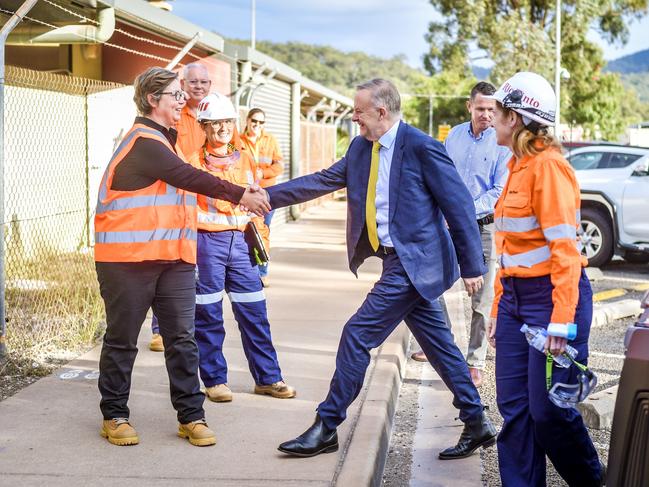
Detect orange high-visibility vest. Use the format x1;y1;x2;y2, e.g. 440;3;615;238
190;147;256;233
176;105;205;162
491;146;587;324
94;123;198;263
241;131;283;188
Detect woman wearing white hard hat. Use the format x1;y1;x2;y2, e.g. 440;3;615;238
190;93;296;403
486;72;603;486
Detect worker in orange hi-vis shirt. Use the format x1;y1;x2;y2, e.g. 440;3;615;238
176;63;212;161
241;108;284;287
485;72;603;487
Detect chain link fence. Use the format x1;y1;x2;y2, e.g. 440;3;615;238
2;66;127;371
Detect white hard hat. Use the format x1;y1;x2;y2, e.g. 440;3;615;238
197;93;238;122
490;72;556;127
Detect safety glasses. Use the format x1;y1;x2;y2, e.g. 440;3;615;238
546;353;598;409
158;90;186;101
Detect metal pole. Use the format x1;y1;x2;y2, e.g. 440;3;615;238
165;32;202;70
554;0;561;136
0;0;39;360
428;95;433;136
251;0;256;50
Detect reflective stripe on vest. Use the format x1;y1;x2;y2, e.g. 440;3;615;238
543;223;576;241
258;156;273;165
96;228;197;244
94;124;197;263
500;245;551;268
495;215;540;233
197;212;251;227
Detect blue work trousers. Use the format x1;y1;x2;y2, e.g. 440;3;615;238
194;230;282;387
495;271;602;487
317;253;483;430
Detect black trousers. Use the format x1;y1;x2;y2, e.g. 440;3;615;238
96;261;205;424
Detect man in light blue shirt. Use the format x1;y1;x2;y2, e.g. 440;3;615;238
412;82;510;387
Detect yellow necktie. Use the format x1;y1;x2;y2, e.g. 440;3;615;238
365;141;381;251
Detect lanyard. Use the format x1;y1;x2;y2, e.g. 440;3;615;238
545;351;589;391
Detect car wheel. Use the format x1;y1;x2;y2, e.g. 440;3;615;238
579;208;614;267
622;251;649;264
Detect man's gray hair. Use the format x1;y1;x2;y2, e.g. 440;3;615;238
356;78;401;116
182;62;209;80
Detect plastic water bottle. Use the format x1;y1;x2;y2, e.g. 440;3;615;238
520;324;578;368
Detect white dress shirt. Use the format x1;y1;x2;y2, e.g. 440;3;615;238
375;120;400;247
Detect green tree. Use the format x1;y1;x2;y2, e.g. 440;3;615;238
423;0;648;139
402;71;477;136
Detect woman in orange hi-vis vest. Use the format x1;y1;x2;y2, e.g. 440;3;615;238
486;72;603;486
241;108;284;286
94;67;269;448
190;94;295;404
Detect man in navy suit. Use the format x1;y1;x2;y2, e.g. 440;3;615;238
267;79;497;459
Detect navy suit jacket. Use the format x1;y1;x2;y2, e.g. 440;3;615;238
267;121;486;301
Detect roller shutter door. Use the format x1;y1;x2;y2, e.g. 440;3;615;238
249;78;292;228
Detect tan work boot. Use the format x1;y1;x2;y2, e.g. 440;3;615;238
254;381;296;399
149;333;164;352
100;418;139;446
178;419;216;447
205;383;233;402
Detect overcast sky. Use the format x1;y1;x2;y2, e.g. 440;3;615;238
173;0;649;68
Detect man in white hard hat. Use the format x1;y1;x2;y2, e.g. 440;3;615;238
190;93;296;404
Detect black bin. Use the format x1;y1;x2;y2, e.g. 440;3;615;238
607;291;649;487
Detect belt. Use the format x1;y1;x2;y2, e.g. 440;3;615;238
477;214;494;226
377;245;395;255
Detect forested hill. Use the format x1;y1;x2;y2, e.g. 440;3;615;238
605;48;649;74
246;40;426;96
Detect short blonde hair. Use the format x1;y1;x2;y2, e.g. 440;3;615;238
498;103;561;157
133;67;178;116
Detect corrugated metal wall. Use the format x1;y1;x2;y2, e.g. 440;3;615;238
249;78;292;227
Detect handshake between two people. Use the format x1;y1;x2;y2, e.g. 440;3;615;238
239;182;271;216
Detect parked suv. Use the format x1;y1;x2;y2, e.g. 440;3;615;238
566;145;649;267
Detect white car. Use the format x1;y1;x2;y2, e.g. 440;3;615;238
566;145;649;267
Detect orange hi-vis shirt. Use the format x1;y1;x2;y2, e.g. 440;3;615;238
176;105;205;162
241;131;284;188
189;146;257;233
94;123;198;264
491;146;588;324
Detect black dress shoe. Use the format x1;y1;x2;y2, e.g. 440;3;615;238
278;415;338;457
438;411;497;460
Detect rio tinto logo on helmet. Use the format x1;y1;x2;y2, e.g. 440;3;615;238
198;100;210;112
502;82;541;108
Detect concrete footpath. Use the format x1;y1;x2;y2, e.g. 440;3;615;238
0;201;413;487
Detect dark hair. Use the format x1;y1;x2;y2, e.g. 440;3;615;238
246;107;265;120
470;81;496;100
133;67;178;115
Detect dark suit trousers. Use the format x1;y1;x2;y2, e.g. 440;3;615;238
96;261;205;424
317;253;483;430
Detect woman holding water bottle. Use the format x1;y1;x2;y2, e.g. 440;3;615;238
485;72;603;487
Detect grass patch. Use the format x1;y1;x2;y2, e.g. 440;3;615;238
1;249;105;377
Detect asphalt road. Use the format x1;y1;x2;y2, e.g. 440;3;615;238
382;259;649;486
